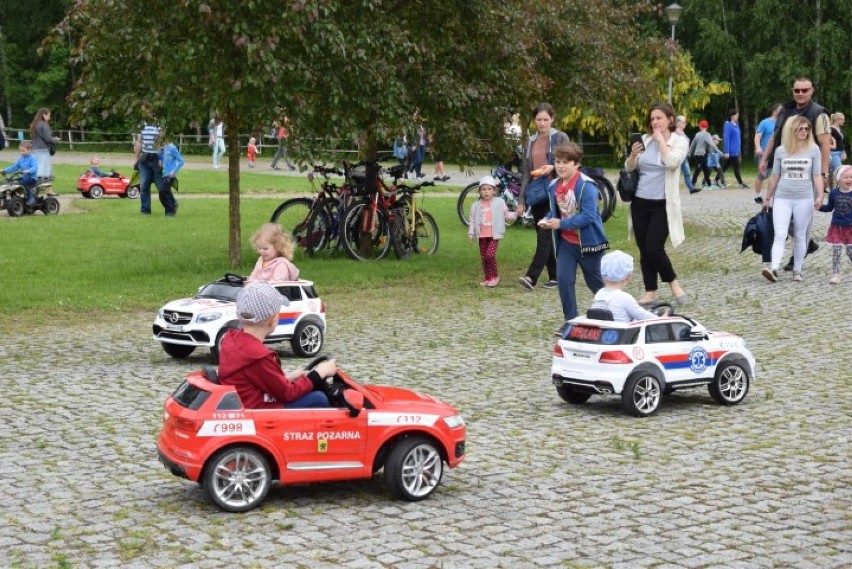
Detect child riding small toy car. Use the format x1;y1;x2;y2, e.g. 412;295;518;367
77;170;140;199
551;304;755;417
153;273;326;361
0;173;60;217
157;358;467;512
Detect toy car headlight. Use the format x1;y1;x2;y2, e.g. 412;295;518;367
442;415;465;429
196;312;222;323
157;309;164;319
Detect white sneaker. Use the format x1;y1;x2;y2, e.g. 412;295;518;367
829;274;840;284
792;271;803;282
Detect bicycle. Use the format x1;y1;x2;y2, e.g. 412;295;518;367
456;165;616;226
339;160;407;261
269;165;348;253
389;179;439;259
457;165;530;227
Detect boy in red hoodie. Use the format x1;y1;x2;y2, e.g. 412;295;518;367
219;281;335;408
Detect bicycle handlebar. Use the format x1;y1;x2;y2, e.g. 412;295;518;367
312;165;344;177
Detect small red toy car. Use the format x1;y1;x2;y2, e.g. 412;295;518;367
157;359;467;512
77;170;140;199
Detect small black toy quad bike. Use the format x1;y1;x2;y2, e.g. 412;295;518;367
0;173;60;217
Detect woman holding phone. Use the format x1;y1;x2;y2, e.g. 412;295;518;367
623;102;690;306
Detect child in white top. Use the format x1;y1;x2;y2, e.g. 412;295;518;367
468;175;509;287
246;223;300;282
590;250;659;322
247;137;259;168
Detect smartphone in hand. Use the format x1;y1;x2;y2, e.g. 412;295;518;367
629;132;645;154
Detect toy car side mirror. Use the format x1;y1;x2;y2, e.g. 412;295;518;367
342;390;364;417
689;325;708;340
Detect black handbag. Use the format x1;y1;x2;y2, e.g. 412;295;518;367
617;168;639;202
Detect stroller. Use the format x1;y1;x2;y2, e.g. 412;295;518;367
0;173;60;217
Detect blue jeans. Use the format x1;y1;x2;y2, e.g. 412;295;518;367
137;152;165;214
680;159;695;190
285;390;330;408
555;240;604;321
409;145;426;177
830;150;843;173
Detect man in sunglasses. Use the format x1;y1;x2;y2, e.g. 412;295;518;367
758;77;831;269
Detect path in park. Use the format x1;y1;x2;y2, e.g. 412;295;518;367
1;151;850;567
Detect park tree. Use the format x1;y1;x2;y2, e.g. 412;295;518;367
54;0;686;266
675;0;852;153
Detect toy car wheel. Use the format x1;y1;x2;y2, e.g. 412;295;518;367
555;384;592;405
709;361;750;405
621;370;663;417
89;185;104;199
202;446;271;513
7;196;24;217
291;320;324;357
160;342;196;359
385;436;443;501
126;185;140;199
81;190;92;199
42;197;60;215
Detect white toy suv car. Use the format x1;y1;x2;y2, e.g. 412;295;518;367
551;307;755;417
153;273;326;361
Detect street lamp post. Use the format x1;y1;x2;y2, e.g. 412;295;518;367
666;3;684;105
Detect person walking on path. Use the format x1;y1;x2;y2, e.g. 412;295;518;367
676;116;700;194
209;114;226;169
537;142;608;325
722;109;748;188
30;108;58;184
624;102;690;306
516;102;569;290
688;120;719;189
818;164;852;284
134;106;167;216
157;135;182;217
270;116;296;171
759;77;832;271
761;115;824;283
829;112;846;181
754;103;782;204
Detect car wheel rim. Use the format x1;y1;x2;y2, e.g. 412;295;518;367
719;366;747;402
212;451;269;509
401;443;442;498
300;325;321;353
633;376;660;414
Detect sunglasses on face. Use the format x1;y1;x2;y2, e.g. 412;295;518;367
793;88;812;94
796;126;811;132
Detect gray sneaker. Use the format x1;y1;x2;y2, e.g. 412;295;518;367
518;276;535;289
792;271;803;282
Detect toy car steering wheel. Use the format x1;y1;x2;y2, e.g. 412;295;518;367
223;272;245;284
304;356;357;414
651;302;674;317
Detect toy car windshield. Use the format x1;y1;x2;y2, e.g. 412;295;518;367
195;283;241;302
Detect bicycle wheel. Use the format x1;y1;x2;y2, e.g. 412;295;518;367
269;197;313;249
304;198;341;257
391;210;412;259
457;182;479;226
413;210;439;255
596;175;616;222
341;201;391;261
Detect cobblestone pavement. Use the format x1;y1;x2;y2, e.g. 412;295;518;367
2;187;850;568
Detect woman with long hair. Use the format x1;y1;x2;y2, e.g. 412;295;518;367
762;115;825;282
623;102;690;305
29;108;57;179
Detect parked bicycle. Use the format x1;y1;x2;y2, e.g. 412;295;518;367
389;179;439;259
456;165;616;226
339;160;407;261
269;164;348;254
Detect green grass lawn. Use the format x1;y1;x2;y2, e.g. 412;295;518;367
0;166;629;322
